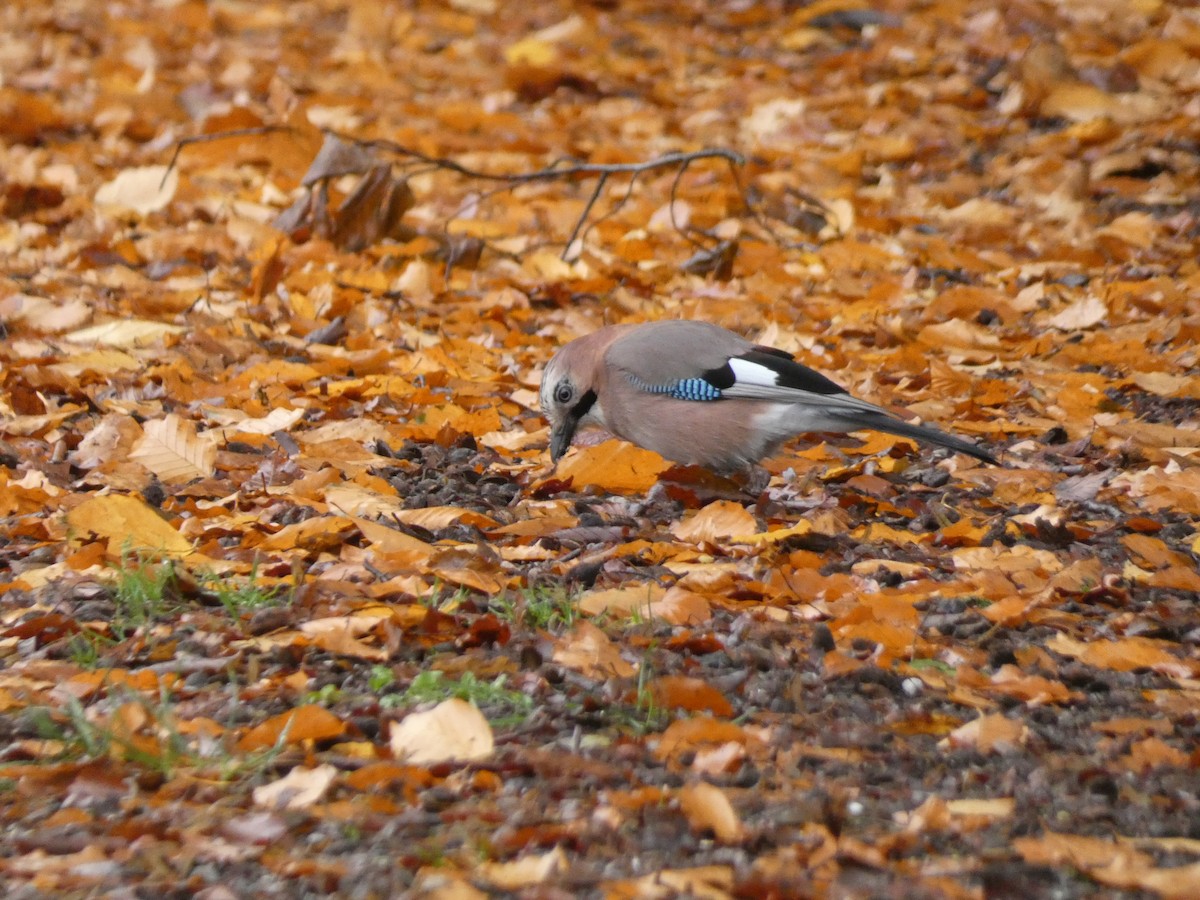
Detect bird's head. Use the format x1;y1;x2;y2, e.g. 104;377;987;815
540;341;602;463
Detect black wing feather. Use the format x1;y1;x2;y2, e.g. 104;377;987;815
741;348;846;396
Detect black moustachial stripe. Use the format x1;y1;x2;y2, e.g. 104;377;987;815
570;388;597;422
740;348;846;395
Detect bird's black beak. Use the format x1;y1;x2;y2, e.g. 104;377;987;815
548;388;597;463
549;420;576;463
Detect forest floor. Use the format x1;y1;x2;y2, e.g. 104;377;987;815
2;0;1199;897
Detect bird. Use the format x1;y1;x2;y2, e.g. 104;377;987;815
539;320;996;473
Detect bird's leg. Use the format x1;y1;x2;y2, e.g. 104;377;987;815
734;464;773;499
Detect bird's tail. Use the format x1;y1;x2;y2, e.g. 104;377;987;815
846;413;998;465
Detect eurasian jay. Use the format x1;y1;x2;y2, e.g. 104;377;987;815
540;320;996;473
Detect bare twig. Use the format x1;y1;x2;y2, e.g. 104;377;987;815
166;125;754;259
161;125;294;189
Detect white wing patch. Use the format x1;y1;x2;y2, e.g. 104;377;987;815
728;357;782;387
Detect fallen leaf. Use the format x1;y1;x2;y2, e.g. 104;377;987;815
679;782;744;843
672;500;757;545
551;439;672;493
94;164;178;215
66;493;192;558
477;847;567;890
130;414;216;483
940;713;1028;754
647;675;733;717
389;698;494;764
238;705;346;752
252;764;337;810
552;621;636;679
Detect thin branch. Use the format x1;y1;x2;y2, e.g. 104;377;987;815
563;171;609;260
344;133;745;184
162;125;294;188
167;124;759;258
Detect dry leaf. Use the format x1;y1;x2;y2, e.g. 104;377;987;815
551;439;672;493
130;415;216;483
94;165;178;215
389;699;494;764
477;847;567;890
940;713;1028;754
672;500;757;545
66;493;192;558
238;705;347;752
679;782;744;843
552;621;636;679
252;764;337;810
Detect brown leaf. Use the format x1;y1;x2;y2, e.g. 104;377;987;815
672;500;757;545
940;713;1028;754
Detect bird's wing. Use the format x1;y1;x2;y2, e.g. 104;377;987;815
604;320;753;384
719;348;887;416
607;323;889;416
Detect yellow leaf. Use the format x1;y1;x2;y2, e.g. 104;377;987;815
737;519;812;546
504;37;559;68
67;493;192;558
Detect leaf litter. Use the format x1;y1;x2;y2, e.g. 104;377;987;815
2;0;1200;897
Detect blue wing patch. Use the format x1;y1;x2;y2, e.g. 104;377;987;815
628;374;722;401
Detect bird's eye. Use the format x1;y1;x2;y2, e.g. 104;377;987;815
554;383;573;404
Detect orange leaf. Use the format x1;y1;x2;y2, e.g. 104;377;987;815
940;713;1028;754
1121;737;1190;773
679;782;744;843
552;621;636;679
578;585;665;618
1046;633;1198;679
66;494;192;558
1014;831;1152;870
238;705;346;752
672;500;757;545
647;675;733;717
655;717;757;761
550;439;671;494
